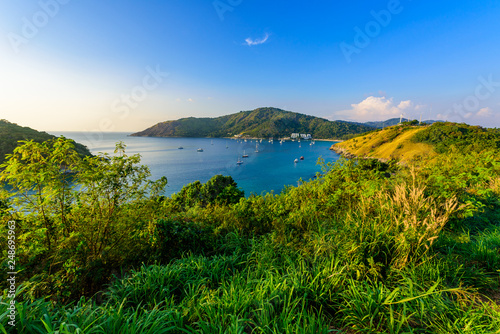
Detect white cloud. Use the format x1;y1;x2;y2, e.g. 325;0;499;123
245;33;269;46
465;107;492;119
397;100;412;110
333;96;419;121
477;107;492;117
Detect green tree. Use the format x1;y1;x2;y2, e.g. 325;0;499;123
171;175;244;210
0;138;167;300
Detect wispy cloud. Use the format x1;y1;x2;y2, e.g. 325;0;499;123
245;33;269;46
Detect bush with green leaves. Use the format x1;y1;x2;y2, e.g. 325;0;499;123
0;138;167;300
169;174;244;210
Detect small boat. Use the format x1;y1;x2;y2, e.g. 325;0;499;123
178;146;183;149
300;156;304;160
242;150;249;158
236;156;243;165
211;140;214;145
255;143;259;153
294;158;299;163
197;148;203;152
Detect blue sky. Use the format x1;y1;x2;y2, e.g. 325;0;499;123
1;0;499;132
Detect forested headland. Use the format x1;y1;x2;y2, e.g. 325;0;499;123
131;107;374;140
0;120;91;164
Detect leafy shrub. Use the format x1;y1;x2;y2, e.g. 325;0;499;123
154;217;215;261
170;174;244;210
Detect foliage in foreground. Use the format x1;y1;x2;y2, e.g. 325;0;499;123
0;119;91;164
1;137;500;333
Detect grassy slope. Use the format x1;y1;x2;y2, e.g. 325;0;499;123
4;152;500;333
332;125;437;163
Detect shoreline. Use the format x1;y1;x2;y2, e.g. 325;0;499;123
131;135;344;142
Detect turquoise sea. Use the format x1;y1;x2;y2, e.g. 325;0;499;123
51;132;341;197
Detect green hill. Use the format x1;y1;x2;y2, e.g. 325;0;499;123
130;107;374;139
332;121;500;163
0;119;92;164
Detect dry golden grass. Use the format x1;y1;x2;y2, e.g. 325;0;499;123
333;126;437;163
489;177;500;196
347;169;461;269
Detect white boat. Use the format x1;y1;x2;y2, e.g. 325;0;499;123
197;148;203;152
255;143;259;153
294;158;299;163
211;140;214;145
236;156;243;165
242;150;249;158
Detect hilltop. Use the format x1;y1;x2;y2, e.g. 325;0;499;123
0;119;91;164
331;121;500;163
130;107;374;139
363;118;442;129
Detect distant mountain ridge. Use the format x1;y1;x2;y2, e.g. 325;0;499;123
131;107;374;140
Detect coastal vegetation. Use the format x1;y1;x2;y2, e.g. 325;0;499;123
1;122;499;333
130;107;374;140
0;120;91;164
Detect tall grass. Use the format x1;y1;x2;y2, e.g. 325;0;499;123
3;234;499;333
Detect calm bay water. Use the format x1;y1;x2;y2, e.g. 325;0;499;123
51;132;341;197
